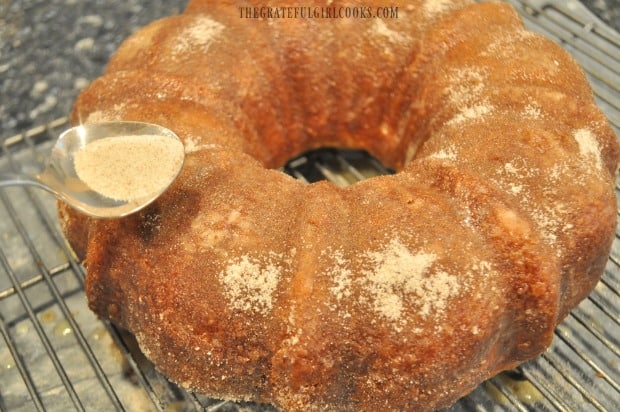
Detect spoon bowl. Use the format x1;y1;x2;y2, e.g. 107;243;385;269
0;122;185;218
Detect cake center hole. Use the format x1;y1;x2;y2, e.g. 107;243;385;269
282;148;394;186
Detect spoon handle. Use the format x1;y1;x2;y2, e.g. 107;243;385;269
0;173;49;191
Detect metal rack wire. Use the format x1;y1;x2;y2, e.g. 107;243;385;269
0;0;618;411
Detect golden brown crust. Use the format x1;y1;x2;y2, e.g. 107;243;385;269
61;1;619;411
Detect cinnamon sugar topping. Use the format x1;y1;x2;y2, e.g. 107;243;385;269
363;239;461;322
74;134;184;202
422;0;455;17
327;251;353;301
522;103;542;118
429;145;458;161
175;15;224;55
325;239;462;325
447;103;493;125
220;254;282;315
372;19;410;45
445;67;494;125
573;128;603;171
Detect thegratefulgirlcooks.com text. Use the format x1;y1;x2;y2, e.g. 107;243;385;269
239;5;399;19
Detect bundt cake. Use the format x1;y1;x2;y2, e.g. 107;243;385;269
59;0;620;410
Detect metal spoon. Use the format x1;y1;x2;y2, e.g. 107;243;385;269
0;121;185;218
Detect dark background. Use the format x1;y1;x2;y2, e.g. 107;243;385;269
1;0;618;143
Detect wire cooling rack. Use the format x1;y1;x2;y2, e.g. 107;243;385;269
0;0;619;411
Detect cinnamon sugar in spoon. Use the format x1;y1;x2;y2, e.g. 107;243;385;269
0;121;185;218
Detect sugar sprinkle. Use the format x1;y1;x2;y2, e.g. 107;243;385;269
74;134;184;202
220;254;282;315
362;239;461;322
573;128;603;172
